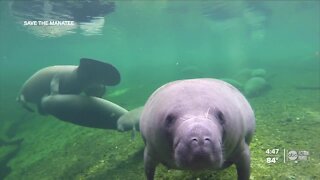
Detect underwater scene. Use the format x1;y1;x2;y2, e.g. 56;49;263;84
0;0;319;179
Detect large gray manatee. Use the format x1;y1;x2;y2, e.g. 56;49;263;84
17;58;120;112
41;94;128;129
140;78;255;180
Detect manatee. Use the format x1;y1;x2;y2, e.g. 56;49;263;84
219;78;243;91
233;68;253;83
17;58;120;112
140;78;255;180
117;106;143;131
40;94;128;129
117;106;143;139
108;88;130;98
251;68;266;78
244;77;268;97
83;84;106;97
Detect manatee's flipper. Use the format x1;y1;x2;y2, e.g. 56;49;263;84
17;94;35;113
78;58;121;86
131;125;136;140
37;101;47;115
84;84;106;97
50;75;60;95
235;144;251;180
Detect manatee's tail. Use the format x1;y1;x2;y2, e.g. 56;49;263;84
77;58;121;86
83;84;106;97
16;94;35;113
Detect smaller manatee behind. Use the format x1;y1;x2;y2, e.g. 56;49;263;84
117;106;143;132
251;68;267;78
244;77;268;97
219;78;243;91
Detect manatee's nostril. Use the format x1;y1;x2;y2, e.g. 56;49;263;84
190;137;212;146
190;138;199;146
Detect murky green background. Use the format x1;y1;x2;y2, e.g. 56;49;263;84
0;1;319;179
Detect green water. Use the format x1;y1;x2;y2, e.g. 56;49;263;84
0;1;319;179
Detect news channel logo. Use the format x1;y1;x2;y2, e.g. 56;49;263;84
287;150;310;163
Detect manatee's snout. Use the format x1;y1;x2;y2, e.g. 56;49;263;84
189;134;213;154
117;125;124;132
174;117;223;170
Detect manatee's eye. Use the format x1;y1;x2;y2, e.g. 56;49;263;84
165;114;176;127
216;110;225;125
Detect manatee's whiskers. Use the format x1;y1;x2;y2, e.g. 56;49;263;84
205;107;211;119
179;116;189;121
180;114;196;121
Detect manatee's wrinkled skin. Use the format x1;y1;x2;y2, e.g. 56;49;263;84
140;78;255;180
117;106;143;132
41;94;128;129
17;58;120;113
